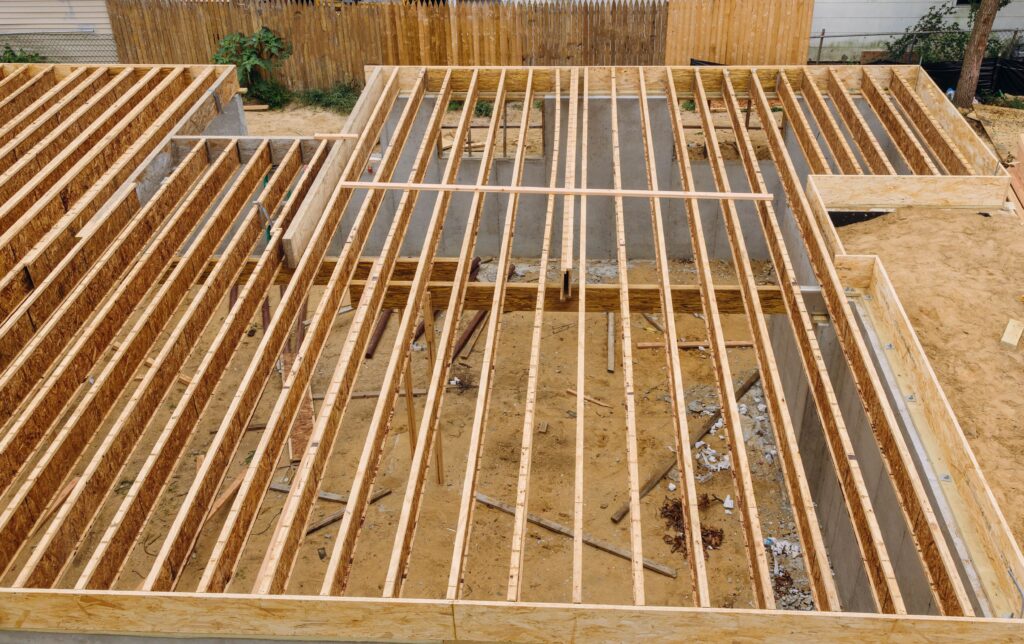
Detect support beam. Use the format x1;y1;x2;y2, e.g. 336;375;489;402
860;71;938;176
826;68;894;176
752;71;973;616
641;67;709;607
447;69;534;600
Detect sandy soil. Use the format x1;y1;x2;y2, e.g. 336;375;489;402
839;208;1024;546
245;105;348;137
969;103;1024;163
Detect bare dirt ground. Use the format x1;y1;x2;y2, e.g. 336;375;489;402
245;105;347;137
839;208;1024;547
969;102;1024;163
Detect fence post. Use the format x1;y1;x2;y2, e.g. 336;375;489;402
816;29;825;63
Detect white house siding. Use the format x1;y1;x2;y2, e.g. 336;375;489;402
810;0;1024;61
0;1;118;63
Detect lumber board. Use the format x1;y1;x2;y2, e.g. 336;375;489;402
199;72;425;595
692;69;776;610
776;73;829;175
1;588;1023;642
282;66;388;267
800;69;861;175
143;70;401;593
642;67;708;607
0;143;237;508
446;69;534;601
0;67;91;150
319;70;479;598
383;70;509;599
751;72;973;616
826;68;894;175
842;255;1024;617
15;142;279;589
859;71;938;176
888;72;972;176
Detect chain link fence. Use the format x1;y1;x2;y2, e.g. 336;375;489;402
0;32;118;64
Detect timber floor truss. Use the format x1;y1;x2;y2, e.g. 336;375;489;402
0;62;1022;641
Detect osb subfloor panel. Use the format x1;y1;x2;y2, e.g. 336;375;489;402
840;207;1024;549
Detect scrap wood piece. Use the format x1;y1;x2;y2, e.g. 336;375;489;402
475;492;676;579
607;312;615;373
115;341;191;386
641;313;663;333
210;470;246;516
566;388;611;409
33;476;80;536
281;353;316;462
269;482;347;503
305;488;392;535
637;340;754;350
1001;319;1023;348
610;371;761;524
365;308;394;358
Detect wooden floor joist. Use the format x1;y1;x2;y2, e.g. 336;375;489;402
0;63;1019;641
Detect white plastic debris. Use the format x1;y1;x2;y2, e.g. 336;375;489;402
723;495;735;510
667;482;677;492
764;537;802;559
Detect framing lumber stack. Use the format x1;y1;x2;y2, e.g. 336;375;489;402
0;62;1021;642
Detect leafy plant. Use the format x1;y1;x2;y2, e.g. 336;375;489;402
250;78;291;110
213;27;292;88
680;99;696;112
0;45;45;63
296;81;362;114
474;100;493;118
886;2;1008;63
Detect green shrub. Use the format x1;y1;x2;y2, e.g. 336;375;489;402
212;27;292;89
474;100;493;118
886;2;1008;63
296;82;362;114
680;99;696;112
0;45;45;63
249;78;292;110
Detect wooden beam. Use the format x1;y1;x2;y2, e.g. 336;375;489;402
506;69;558;603
640;67;708;607
383;70;509;599
888;71;973;176
0;143;236;511
572;68;591;605
560;68;579;299
692;69;775;610
196;71;427;595
722;69;843;611
860;70;938;176
4;588;1024;642
333;179;773;202
13;142;280;589
735;73;906;614
777;73;830;175
608;70;645;606
446;69;535;601
799;69;861;175
283;66;388;267
320;70;482;597
826;68;894;175
751;72;973;616
143;69;401;593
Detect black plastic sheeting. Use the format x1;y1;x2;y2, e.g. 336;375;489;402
905;58;1024;96
694;56;1024;97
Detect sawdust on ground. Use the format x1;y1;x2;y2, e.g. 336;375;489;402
839;207;1024;547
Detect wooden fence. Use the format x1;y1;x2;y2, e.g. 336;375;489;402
106;0;813;90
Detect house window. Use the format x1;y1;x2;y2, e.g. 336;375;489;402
438;99;545;160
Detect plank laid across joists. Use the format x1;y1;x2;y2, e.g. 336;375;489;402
0;63;1018;643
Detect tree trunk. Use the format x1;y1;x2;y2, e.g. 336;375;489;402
954;0;1001;108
